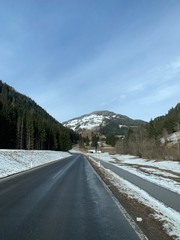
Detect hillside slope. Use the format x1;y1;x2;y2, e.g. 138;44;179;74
147;103;180;139
0;80;79;150
63;110;146;137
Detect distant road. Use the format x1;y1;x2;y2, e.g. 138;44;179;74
97;159;180;212
0;154;142;240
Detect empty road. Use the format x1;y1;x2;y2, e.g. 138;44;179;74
0;154;142;240
95;158;180;212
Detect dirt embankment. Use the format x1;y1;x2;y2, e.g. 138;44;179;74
88;158;175;240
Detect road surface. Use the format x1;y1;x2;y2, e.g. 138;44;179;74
96;158;180;212
0;154;142;240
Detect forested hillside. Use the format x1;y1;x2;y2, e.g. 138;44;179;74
116;103;180;160
0;80;79;150
147;103;180;138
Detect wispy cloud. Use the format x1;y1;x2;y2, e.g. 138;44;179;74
1;1;180;122
147;56;180;83
128;84;144;94
141;84;180;104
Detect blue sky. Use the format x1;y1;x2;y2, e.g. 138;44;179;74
1;0;180;122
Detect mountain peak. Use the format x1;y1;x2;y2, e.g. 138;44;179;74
91;110;114;115
63;110;146;136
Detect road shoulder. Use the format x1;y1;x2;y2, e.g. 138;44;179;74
87;157;173;240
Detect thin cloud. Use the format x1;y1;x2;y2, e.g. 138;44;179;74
128;84;144;94
147;56;180;83
142;85;180;104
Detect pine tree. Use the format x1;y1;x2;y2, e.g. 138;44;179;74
91;133;99;149
0;80;79;151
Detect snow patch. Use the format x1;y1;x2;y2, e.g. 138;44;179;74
89;155;180;239
64;114;105;130
89;152;180;194
161;131;180;145
108;170;180;239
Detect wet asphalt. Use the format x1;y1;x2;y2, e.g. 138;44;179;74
0;154;141;240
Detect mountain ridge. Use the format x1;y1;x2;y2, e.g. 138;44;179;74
63;110;146;137
63;110;144;123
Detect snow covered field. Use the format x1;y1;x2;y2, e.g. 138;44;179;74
91;152;180;194
0;149;71;178
88;152;180;240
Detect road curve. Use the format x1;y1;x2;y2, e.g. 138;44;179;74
0;154;142;240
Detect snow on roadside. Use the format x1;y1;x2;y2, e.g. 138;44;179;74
89;157;180;240
114;155;180;195
107;169;180;240
0;149;71;178
89;152;180;194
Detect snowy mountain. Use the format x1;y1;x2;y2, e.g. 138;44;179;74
63;111;146;136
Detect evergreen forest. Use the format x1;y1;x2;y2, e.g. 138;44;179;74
0;80;79;151
115;103;180;160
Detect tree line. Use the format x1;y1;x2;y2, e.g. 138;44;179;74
115;103;180;161
0;80;79;151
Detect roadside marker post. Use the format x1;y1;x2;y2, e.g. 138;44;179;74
98;151;101;167
30;150;33;168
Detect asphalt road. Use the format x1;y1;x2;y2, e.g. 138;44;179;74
98;159;180;212
0;154;142;240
